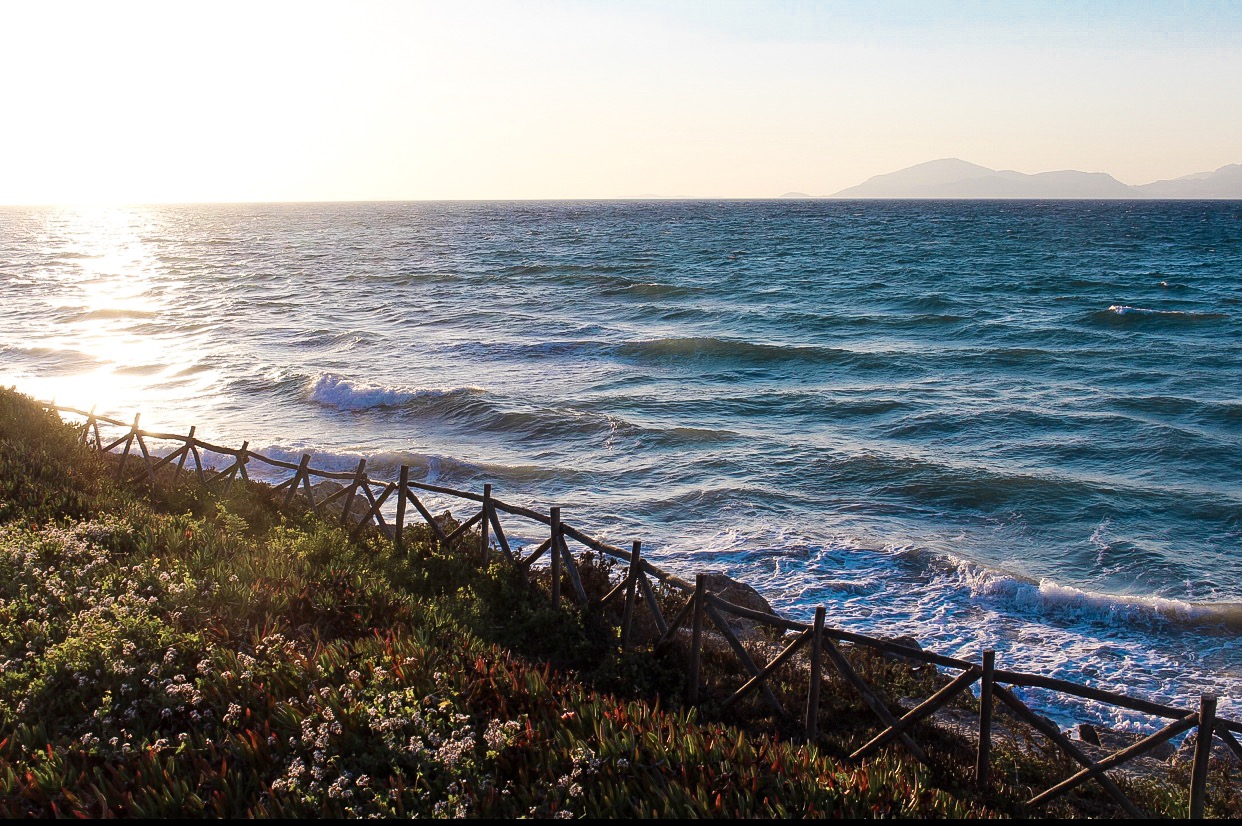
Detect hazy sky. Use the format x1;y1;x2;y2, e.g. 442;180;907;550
2;0;1239;202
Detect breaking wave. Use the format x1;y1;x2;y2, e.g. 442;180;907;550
1093;305;1227;325
306;373;483;411
948;557;1242;633
8;198;1242;731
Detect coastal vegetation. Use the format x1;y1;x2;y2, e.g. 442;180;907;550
0;387;1237;818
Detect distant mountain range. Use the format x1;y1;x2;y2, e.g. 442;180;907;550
803;158;1242;199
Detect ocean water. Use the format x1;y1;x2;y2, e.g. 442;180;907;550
2;199;1239;730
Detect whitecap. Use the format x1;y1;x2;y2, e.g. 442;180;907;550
1106;305;1224;319
305;373;482;411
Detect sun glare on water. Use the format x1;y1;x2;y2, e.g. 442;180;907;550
10;206;215;418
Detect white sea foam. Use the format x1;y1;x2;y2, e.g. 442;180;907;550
949;557;1237;631
1106;304;1224;319
46;398;1242;732
306;373;481;411
644;521;1240;730
10;201;1241;736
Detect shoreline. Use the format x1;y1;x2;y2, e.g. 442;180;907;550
3;386;1241;817
39;395;1242;741
48;396;1242;730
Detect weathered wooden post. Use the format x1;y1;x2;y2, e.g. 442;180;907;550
480;484;492;565
341;458;366;527
550;507;562;607
395;465;410;551
136;426;159;485
230;441;249;489
83;405;96;445
688;574;706;705
1189;693;1217;819
805;606;825;741
174;426;195;482
976;649;996;787
284;454;310;508
620;540;641;650
116;413;140;479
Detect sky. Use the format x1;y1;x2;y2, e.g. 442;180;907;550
1;0;1239;202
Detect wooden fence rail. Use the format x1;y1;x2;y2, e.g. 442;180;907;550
34;399;1242;818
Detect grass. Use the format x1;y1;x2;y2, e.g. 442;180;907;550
0;387;1237;818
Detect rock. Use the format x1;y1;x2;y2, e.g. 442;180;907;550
297;481;373;522
891;704;1174;784
1067;740;1174;781
893;698;1028;752
886;635;923;653
879;635;926;665
292;480;343;509
382;510;458;542
1057;724;1179;780
307;480;345;501
1075;725;1176;761
697;572;783;640
1173;731;1242;768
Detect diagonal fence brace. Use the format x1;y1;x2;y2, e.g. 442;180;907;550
851;667;981;761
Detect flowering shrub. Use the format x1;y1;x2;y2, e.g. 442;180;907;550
0;507;989;818
7;388;1222;818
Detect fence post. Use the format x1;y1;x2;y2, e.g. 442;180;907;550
284;454;310;508
805;605;825;741
550;507;561;607
230;441;249;489
480;483;492;565
83;405;96;445
174;426;195;482
341;458;366;527
116;413;140;479
395;465;409;551
688;574;706;705
620;540;641;651
976;650;996;787
1189;693;1217;819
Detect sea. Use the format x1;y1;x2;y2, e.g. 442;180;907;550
1;199;1239;732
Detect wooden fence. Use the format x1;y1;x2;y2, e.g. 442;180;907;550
37;400;1242;818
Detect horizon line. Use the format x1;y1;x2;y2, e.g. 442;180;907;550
5;196;1242;208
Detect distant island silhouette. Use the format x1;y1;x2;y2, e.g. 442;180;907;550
819;158;1242;199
